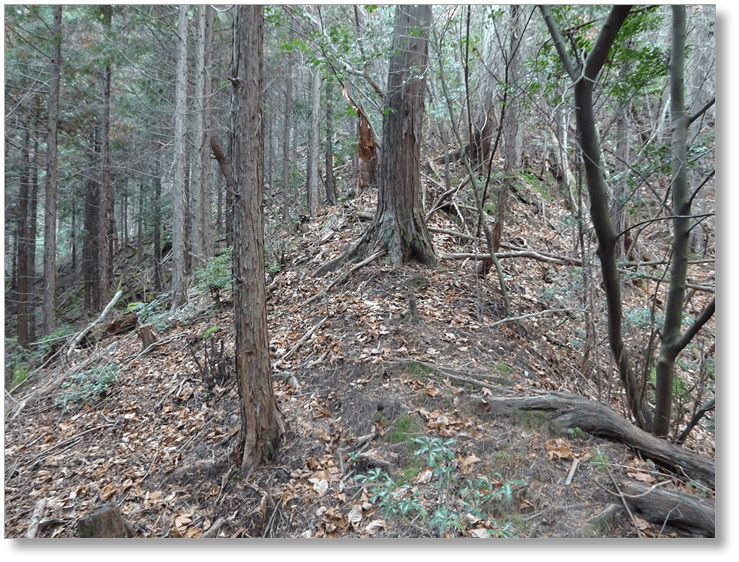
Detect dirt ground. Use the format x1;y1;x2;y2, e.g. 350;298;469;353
4;189;715;540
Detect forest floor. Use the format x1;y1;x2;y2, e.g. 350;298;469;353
4;176;715;539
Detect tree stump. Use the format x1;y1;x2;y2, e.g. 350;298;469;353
77;503;128;538
137;324;159;354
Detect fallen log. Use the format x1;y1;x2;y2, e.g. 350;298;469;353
619;480;714;537
479;393;714;486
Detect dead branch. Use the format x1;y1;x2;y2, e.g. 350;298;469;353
24;498;46;538
66;289;124;360
273;315;329;368
438;250;582;266
489;308;583;329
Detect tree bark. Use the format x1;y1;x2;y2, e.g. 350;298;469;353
652;6;714;437
231;5;284;471
350;5;436;267
170;5;189;311
42;5;62;336
620;481;714;537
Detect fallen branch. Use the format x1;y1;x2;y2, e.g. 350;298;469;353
438;250;582;266
66;290;124;360
25;498;46;538
273;316;329;368
489;308;584;329
304;250;384;307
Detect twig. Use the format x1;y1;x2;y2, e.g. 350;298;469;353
274;315;329;367
607;470;643;538
490;308;583;329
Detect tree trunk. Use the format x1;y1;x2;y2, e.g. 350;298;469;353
29;132;40;342
652;6;714;437
170;5;189;311
493;4;522;252
350;5;436;267
17;109;31;348
231;5;284;471
192;5;214;271
324;79;337;206
540;5;652;430
99;5;113;308
282;29;294;223
152;169;162;293
42;5;62;336
307;67;321;217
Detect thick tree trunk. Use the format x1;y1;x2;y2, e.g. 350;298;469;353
231;5;284;471
42;5;62;336
170;5;189;311
352;5;436;267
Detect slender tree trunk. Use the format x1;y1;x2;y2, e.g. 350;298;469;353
84;129;100;311
231;4;284;470
282;31;294;223
307;68;322;216
324;79;337;206
493;4;522;252
653;6;691;437
99;5;113;307
540;5;651;429
42;5;62;335
152;169;162;293
29;133;39;342
170;5;189;311
17;110;31;348
192;5;214;270
136;180;144;263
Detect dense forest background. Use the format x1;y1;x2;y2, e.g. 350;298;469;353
3;4;721;540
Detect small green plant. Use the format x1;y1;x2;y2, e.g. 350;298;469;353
193;247;233;306
386;412;423;444
202;325;221;341
11;365;30;388
354;436;525;537
567;426;589;440
495;363;512;376
589;450;611;472
55;363;118;410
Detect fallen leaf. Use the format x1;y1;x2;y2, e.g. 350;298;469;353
365;520;385;535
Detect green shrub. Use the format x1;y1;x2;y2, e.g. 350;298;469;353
193;247;233;305
55;363;118;410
